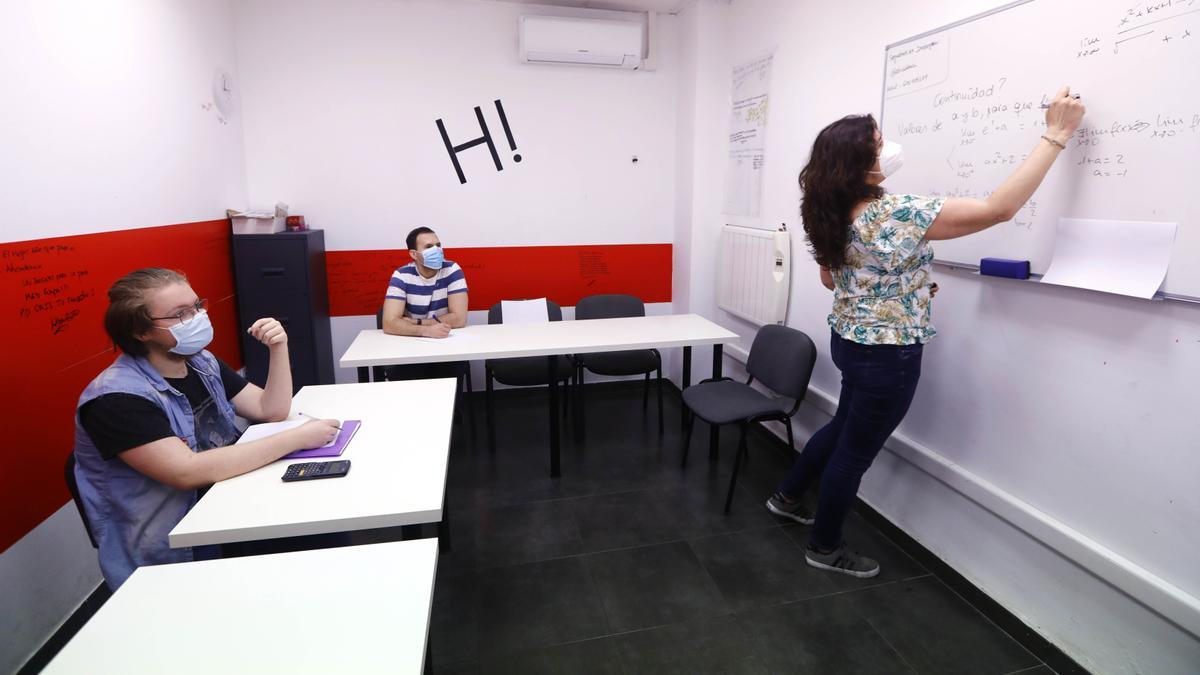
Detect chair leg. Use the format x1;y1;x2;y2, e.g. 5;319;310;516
485;369;496;453
785;417;795;451
725;424;749;513
656;364;664;436
643;372;650;409
680;413;695;468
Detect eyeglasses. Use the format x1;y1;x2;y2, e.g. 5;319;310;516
150;299;208;325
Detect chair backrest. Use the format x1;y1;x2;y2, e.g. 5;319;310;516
745;325;817;401
575;294;645;321
376;308;383;330
64;453;98;549
488;299;563;324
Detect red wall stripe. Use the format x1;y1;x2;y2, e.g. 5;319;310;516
0;220;241;553
0;235;671;551
326;243;672;317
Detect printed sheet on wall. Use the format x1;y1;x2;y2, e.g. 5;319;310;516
723;52;774;218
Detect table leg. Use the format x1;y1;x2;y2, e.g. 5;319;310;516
357;366;369;383
438;442;452;552
548;355;561;478
438;512;451;553
680;346;692;430
709;344;723;460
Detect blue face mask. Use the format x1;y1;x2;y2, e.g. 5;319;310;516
161;310;214;356
421;246;445;270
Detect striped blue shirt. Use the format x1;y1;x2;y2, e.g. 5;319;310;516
385;261;468;319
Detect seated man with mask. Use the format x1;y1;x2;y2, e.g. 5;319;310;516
381;226;469;337
379;226;470;381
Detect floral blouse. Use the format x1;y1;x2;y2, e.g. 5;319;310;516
828;193;946;346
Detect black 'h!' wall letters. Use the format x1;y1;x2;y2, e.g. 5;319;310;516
436;99;521;185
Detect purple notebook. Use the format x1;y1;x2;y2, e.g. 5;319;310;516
283;420;362;460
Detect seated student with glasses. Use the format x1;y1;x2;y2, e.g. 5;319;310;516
73;268;340;590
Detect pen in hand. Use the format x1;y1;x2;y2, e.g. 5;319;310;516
297;412;342;430
1040;93;1081;108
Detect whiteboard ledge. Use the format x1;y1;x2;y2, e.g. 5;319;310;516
931;259;1200;306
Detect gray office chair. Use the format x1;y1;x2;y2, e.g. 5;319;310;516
573;294;663;437
65;453;98;549
485;300;575;452
680;325;817;513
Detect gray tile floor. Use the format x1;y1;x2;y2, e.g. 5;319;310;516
431;383;1054;674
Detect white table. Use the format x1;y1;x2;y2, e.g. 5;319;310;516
340;314;738;476
43;540;439;675
169;379;456;549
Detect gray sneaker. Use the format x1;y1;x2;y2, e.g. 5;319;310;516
805;542;880;578
765;493;814;524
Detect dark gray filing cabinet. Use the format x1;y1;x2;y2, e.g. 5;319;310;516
231;229;334;391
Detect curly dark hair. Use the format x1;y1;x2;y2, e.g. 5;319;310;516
798;114;884;269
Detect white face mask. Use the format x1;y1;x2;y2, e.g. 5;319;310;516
870;140;904;179
158;310;213;356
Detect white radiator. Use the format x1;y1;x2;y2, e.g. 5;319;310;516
717;224;791;326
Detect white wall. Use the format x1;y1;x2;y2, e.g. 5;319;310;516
233;0;681;382
0;0;247;239
674;1;1200;673
0;1;247;670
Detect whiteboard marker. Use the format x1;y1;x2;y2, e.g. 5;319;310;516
1039;93;1081;108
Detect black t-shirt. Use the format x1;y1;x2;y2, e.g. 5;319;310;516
80;359;249;460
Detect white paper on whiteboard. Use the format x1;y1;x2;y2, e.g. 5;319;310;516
1040;218;1177;299
723;52;773;217
500;298;550;324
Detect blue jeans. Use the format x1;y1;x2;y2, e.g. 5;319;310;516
778;330;924;550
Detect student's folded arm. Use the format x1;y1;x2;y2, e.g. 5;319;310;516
444;292;469;328
381;298;425;336
230;382;291;423
119;430;310;491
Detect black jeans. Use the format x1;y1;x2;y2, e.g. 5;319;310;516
777;330;924;550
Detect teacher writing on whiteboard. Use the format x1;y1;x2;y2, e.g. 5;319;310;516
764;87;1085;577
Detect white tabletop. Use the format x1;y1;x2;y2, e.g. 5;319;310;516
42;539;438;675
339;313;738;368
169;379;456;548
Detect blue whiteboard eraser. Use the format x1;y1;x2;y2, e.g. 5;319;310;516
979;258;1030;280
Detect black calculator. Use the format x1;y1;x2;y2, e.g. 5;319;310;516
281;460;351;482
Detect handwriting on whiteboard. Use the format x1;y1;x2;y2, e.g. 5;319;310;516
2;244;95;335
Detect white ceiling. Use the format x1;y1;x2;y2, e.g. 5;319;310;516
481;0;692;15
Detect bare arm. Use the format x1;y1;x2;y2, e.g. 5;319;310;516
442;292;469;328
382;298;451;338
119;419;340;491
819;267;835;291
927;86;1085;241
231;318;292;422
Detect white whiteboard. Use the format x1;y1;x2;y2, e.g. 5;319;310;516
880;0;1200;297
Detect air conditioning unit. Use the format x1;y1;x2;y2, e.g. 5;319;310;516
519;15;643;69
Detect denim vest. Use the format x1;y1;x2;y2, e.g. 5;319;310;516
73;350;240;590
